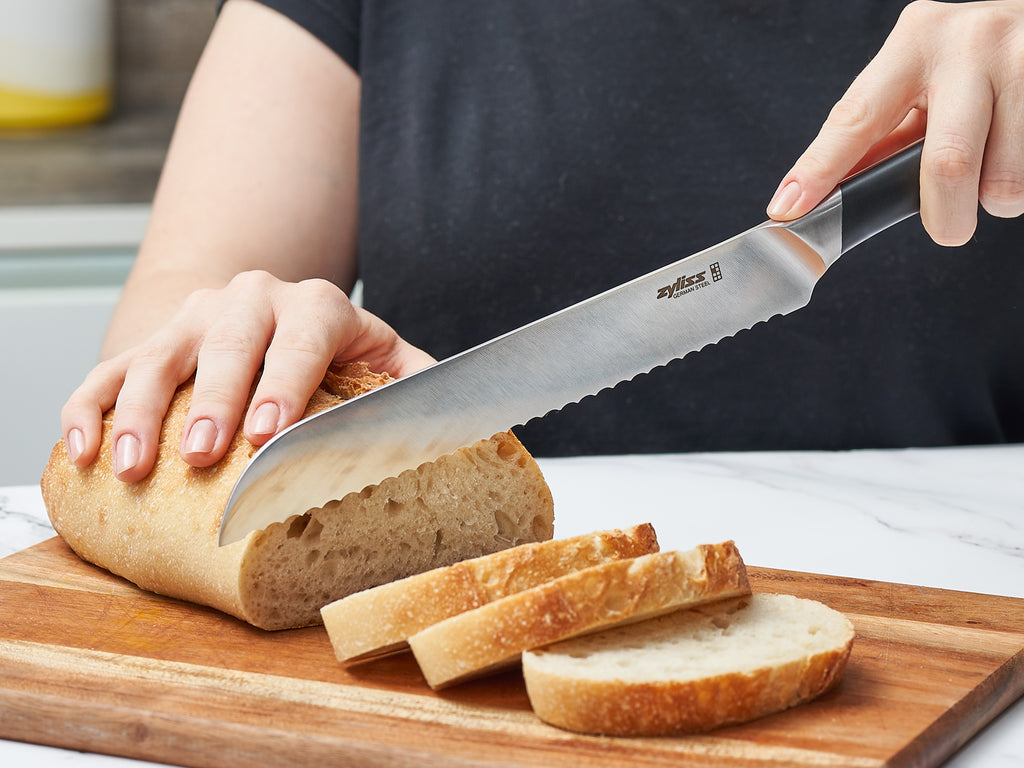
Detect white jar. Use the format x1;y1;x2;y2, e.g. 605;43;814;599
0;0;115;128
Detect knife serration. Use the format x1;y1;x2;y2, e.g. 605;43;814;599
218;195;843;545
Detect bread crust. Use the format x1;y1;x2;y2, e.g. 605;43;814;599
41;363;555;630
322;524;660;663
522;593;855;736
408;541;750;689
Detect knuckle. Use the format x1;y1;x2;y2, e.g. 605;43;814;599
269;330;332;364
123;336;197;390
62;382;98;415
110;395;158;425
980;170;1024;201
128;340;179;377
190;383;245;415
252;369;311;407
199;325;262;360
979;170;1024;215
291;278;358;335
899;0;1023;56
62;356;130;423
295;277;348;308
960;6;1020;52
924;137;979;185
896;1;944;32
78;357;124;391
251;363;318;416
60;397;89;425
178;287;217;315
825;94;873;133
793;150;835;183
227;269;276;294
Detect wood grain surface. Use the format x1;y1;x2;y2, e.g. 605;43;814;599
1;537;1022;768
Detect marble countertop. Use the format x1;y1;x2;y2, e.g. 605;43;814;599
2;444;1022;767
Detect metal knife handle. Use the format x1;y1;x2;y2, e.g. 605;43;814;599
839;140;923;254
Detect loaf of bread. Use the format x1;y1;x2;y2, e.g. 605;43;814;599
323;523;660;663
408;541;750;689
522;592;855;735
40;363;555;630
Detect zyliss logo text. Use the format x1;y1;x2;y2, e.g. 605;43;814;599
657;271;706;300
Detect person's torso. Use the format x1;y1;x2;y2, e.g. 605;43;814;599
352;0;1024;454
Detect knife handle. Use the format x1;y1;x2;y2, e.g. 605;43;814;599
839;140;923;254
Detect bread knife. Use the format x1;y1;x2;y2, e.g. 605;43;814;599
219;141;923;545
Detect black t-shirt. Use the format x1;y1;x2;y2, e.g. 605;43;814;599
255;0;1024;454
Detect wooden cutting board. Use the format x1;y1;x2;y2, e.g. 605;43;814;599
1;537;1022;768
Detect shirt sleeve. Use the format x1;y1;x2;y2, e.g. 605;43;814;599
250;0;361;72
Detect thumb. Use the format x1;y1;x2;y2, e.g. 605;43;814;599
337;306;436;378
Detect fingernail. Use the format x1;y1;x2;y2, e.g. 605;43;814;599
767;179;802;219
114;434;141;478
184;418;218;456
250;402;281;436
66;428;85;464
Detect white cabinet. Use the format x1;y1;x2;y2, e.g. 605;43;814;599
0;205;145;486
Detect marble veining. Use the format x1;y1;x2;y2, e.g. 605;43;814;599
539;446;1023;599
0;486;54;558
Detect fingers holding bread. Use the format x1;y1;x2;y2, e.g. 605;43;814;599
62;340;192;483
60;354;129;468
61;272;437;484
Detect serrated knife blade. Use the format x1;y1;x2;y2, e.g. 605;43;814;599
219;141;922;545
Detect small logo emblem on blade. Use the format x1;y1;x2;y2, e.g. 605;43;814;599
657;262;722;300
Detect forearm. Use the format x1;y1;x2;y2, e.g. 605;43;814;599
102;0;360;358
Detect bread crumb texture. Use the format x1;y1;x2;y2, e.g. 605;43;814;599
522;593;855;736
242;430;554;629
40;363;555;630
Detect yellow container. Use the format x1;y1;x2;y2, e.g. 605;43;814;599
0;0;114;129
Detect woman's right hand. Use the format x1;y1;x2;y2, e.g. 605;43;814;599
60;271;435;483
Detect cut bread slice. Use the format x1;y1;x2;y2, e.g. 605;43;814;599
41;363;555;630
522;592;855;736
322;523;660;663
408;541;750;689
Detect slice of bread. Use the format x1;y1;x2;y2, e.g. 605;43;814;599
522;592;855;736
40;362;555;630
408;541;750;689
322;523;660;663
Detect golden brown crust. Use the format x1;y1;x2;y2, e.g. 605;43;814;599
408;541;750;689
322;524;660;663
40;363;555;630
526;643;852;735
522;593;855;736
